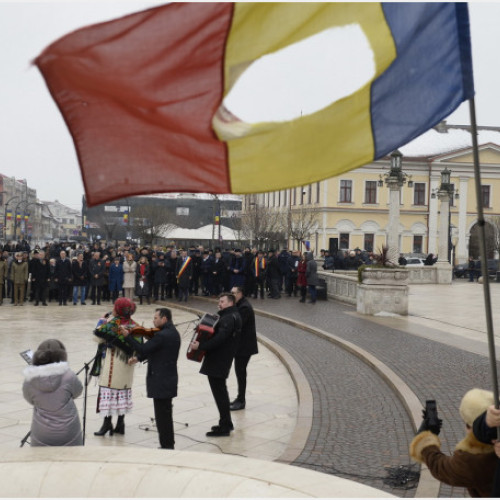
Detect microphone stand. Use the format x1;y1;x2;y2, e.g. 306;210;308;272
20;430;30;447
76;353;98;446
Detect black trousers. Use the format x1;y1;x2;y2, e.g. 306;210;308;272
58;283;70;304
208;376;232;430
153;398;174;449
234;355;251;402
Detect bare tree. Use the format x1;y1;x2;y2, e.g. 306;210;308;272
92;212;122;245
485;216;500;264
131;205;177;246
240;204;287;250
288;206;319;250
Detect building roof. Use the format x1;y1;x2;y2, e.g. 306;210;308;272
399;124;500;159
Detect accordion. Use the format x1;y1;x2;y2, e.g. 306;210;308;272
186;313;220;362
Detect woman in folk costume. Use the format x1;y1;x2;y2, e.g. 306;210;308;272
92;297;140;436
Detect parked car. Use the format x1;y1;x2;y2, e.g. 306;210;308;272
453;263;469;279
454;259;498;279
405;257;425;267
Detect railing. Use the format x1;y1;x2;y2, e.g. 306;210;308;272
318;265;439;304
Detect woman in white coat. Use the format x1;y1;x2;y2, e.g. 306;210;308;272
122;252;137;300
23;339;83;446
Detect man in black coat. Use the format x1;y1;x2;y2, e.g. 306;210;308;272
190;293;242;437
122;307;180;449
54;250;72;305
229;286;258;411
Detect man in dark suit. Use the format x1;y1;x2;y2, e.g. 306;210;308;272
229;286;258;411
55;250;72;305
190;293;242;437
175;249;193;302
122;307;180;449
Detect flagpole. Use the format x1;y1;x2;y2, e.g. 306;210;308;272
469;98;500;416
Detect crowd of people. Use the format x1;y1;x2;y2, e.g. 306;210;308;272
0;239;325;306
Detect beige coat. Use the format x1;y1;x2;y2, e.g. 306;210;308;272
122;260;137;289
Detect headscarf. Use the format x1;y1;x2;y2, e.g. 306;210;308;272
113;297;136;319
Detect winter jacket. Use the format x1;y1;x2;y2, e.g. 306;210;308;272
122;260;137;289
199;305;242;379
108;263;124;292
410;430;496;497
0;259;6;283
31;259;50;287
55;258;72;284
88;258;106;286
305;253;319;286
12;260;28;285
135;263;150;296
235;297;258;357
23;362;83;446
125;322;180;399
297;260;307;287
175;257;193;289
71;259;89;287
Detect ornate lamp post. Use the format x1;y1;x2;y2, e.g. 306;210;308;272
379;150;412;265
432;168;458;283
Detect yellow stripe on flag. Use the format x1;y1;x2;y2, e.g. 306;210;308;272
215;3;396;194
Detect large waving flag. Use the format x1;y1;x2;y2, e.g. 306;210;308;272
35;3;473;207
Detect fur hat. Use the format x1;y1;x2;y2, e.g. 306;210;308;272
33;339;67;366
459;388;494;426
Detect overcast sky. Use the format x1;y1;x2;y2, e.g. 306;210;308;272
1;1;500;210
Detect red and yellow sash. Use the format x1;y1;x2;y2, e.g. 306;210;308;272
177;256;192;280
255;257;266;276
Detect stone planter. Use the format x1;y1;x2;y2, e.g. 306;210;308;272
357;267;409;316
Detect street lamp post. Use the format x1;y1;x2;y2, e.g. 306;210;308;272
16;202;36;242
3;195;19;242
379;150;412;265
432;168;458;283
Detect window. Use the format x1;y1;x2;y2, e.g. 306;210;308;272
339;233;349;250
413;183;426;206
482;185;491;208
364;233;374;252
413;235;423;254
316;182;321;204
292;187;297;206
364;181;377;204
339;180;352;203
307;185;312;205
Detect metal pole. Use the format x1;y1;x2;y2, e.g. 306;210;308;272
469;98;499;415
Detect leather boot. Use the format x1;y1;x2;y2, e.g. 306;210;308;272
94;416;113;436
114;415;125;435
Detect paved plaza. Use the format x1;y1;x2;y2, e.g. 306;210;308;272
0;278;499;497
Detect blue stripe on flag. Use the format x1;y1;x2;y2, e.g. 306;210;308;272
371;2;474;159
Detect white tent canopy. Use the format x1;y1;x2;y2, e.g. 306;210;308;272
157;224;241;242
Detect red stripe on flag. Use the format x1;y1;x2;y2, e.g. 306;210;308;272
35;3;234;206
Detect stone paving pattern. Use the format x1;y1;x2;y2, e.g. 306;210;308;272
188;284;500;498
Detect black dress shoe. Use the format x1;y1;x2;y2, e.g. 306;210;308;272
211;423;234;431
230;400;245;411
206;428;231;437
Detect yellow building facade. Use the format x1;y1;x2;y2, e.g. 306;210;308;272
245;125;500;265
